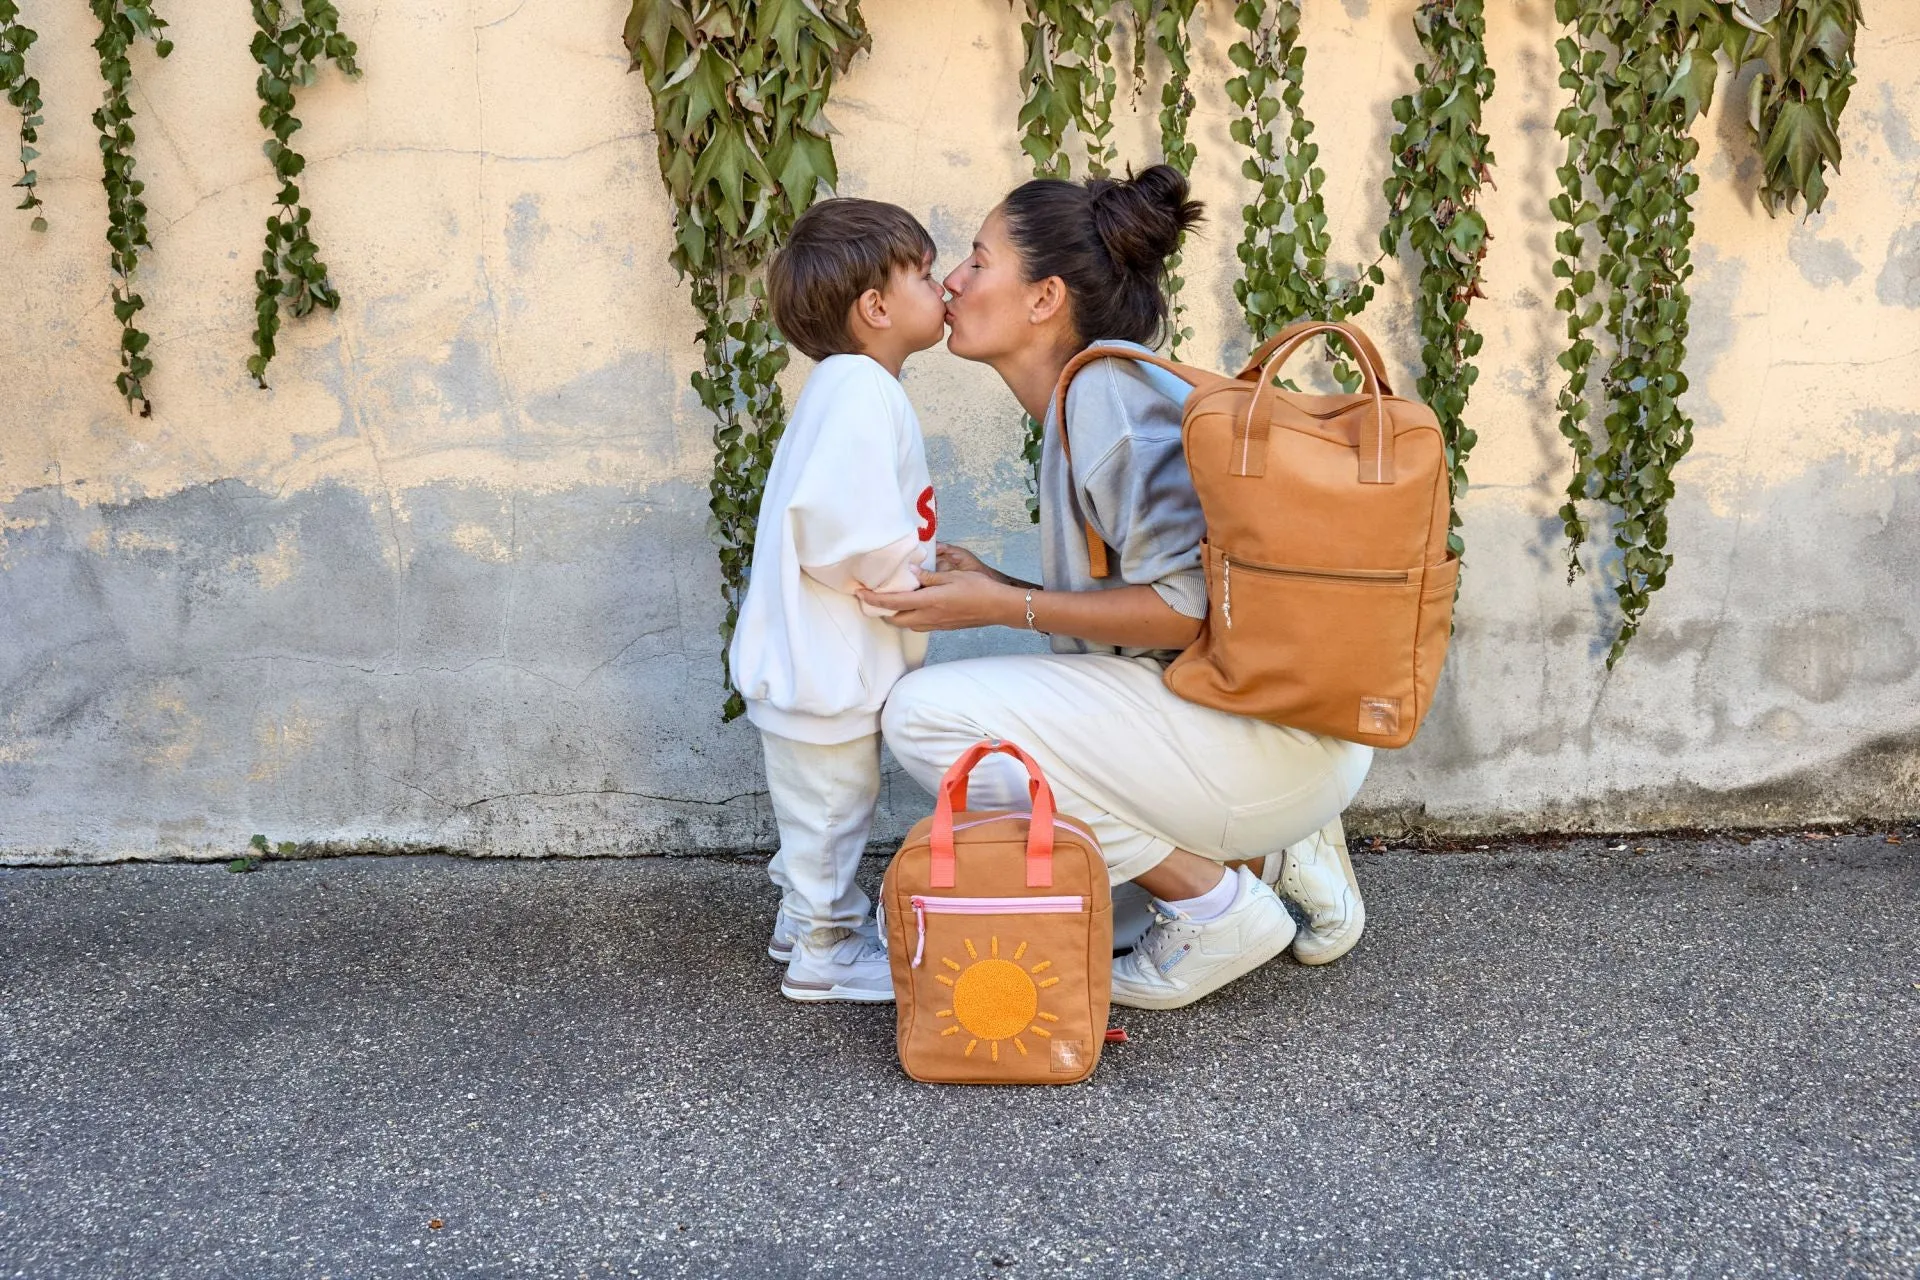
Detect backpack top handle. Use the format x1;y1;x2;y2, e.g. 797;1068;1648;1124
929;739;1058;890
1237;320;1396;485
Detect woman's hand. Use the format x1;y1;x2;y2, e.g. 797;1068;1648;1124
858;570;1017;633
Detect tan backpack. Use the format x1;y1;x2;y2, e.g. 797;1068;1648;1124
1052;319;1457;749
881;740;1113;1085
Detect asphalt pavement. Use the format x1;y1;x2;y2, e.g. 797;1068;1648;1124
2;831;1915;1278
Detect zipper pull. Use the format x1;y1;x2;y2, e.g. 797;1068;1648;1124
911;897;926;968
1222;556;1232;630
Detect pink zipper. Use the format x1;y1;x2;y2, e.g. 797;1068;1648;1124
910;894;1086;968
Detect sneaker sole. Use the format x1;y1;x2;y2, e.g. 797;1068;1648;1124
767;942;794;964
780;980;893;1004
1111;912;1299;1011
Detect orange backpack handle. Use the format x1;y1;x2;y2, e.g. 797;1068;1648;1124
1238;321;1396;485
930;739;1057;889
1236;319;1394;395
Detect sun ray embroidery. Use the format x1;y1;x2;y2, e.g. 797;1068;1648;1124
934;935;1061;1071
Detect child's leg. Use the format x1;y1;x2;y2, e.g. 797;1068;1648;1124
759;731;882;934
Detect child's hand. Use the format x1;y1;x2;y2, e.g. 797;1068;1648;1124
935;542;995;579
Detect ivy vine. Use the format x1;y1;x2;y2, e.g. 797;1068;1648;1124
0;0;44;230
624;0;870;720
248;0;360;388
92;0;172;417
1379;0;1495;565
1227;1;1382;390
1552;0;1718;665
1147;0;1198;360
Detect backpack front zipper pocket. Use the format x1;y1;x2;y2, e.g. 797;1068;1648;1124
910;895;1086;968
1220;554;1409;629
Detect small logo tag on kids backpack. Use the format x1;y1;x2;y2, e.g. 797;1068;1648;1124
1359;696;1402;736
1050;1039;1087;1074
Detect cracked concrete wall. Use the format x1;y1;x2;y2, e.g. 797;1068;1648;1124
1;0;1916;864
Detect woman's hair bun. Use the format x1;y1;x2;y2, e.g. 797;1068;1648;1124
1087;164;1205;278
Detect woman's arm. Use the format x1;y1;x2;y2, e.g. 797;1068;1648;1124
858;570;1201;652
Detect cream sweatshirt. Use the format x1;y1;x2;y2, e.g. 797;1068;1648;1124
728;354;936;745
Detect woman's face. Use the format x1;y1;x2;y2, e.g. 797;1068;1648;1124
942;206;1042;363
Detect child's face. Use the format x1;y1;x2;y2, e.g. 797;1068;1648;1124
885;252;950;355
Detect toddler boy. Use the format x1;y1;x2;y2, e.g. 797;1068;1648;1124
728;198;949;1002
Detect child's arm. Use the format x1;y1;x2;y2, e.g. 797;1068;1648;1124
787;372;926;614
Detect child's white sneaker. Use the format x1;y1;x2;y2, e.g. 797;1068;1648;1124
780;926;894;1004
768;911;877;964
1110;867;1296;1010
1273;816;1365;965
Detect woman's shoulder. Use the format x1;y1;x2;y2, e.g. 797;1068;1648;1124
1062;341;1186;444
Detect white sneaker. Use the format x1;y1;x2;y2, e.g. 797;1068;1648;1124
768;908;800;963
1273;816;1365;966
780;927;894;1004
1110;867;1297;1010
769;911;879;964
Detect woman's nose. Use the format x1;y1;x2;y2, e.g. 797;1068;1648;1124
941;266;964;295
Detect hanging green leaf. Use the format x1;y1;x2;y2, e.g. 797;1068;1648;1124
0;0;44;229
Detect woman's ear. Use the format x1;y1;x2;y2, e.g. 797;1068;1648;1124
1028;276;1067;327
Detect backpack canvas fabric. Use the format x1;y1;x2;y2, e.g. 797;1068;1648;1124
882;741;1114;1085
1052;319;1457;749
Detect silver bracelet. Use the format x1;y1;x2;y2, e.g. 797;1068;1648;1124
1023;588;1039;632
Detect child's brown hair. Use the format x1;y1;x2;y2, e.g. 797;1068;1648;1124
768;199;937;362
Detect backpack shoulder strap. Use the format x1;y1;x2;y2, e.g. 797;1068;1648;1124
1048;347;1207;580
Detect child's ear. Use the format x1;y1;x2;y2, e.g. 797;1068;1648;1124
853;286;893;332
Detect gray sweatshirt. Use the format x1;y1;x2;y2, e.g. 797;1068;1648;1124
1039;341;1208;666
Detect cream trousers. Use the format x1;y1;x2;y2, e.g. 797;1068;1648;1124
881;653;1373;884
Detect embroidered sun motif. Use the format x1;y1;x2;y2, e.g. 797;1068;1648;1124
932;936;1062;1063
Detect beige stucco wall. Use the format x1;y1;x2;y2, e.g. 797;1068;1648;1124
1;0;1916;862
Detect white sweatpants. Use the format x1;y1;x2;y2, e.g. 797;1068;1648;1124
881;653;1373;885
760;730;882;933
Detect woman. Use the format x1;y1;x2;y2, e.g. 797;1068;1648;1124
858;165;1372;1010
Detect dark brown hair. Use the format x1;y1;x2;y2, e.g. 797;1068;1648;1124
767;199;937;362
1000;163;1204;348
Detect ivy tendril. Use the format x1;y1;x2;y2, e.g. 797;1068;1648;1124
0;0;44;230
625;0;870;720
91;0;172;417
248;0;361;389
1379;0;1495;566
1227;1;1384;392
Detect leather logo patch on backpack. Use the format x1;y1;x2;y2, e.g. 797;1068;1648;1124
1359;696;1402;736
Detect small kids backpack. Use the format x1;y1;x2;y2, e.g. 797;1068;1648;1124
881;740;1113;1085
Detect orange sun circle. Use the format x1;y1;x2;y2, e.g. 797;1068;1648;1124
951;958;1039;1040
